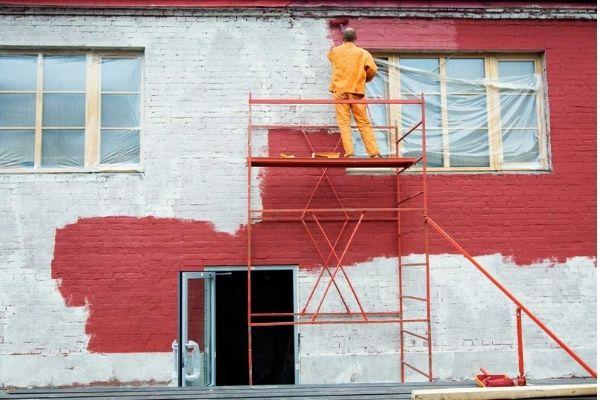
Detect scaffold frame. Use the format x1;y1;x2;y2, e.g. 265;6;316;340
246;93;433;384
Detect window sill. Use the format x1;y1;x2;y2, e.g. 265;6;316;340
0;166;143;174
347;166;552;175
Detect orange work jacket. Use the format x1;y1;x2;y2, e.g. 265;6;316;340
327;42;378;95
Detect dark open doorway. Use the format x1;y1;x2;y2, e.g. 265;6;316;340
214;269;295;386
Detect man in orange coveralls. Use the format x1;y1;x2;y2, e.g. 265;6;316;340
328;28;381;158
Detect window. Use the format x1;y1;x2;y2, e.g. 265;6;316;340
359;54;548;171
0;52;142;171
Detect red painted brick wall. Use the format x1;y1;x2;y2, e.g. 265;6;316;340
51;18;596;353
332;18;597;263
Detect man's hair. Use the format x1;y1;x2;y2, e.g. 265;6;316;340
343;28;357;42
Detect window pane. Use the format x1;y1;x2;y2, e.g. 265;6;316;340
44;56;86;91
43;93;85;127
399;58;440;94
446;82;487;95
401;128;443;167
369;103;387;127
100;58;141;165
0;130;34;168
0;94;36;126
447;95;488;130
446;58;485;79
101;94;140;128
502;129;540;164
101;58;141;92
446;58;486;94
366;70;388;126
449;129;490;167
499;94;537;128
352;129;389;158
399;58;439;73
367;66;387;97
400;95;442;129
101;129;140;164
41;129;84;167
0;56;37;91
498;61;535;77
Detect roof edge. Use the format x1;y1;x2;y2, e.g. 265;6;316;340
0;0;596;10
0;3;596;20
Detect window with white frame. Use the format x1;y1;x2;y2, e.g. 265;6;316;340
0;52;142;171
357;54;549;171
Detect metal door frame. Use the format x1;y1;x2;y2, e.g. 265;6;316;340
205;265;299;385
178;271;216;387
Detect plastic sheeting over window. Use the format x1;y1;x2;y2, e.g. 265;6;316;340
41;56;86;168
359;56;547;170
100;58;141;165
0;54;142;170
0;55;37;168
0;130;34;168
100;129;140;164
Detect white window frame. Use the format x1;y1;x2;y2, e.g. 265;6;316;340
0;50;143;173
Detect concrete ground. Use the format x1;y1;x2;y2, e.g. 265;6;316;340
0;380;596;400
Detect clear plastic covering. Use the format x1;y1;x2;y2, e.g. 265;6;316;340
359;57;546;169
0;55;141;169
100;58;141;166
0;55;37;168
42;56;86;168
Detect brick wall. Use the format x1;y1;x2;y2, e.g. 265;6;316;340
330;18;597;264
0;10;595;387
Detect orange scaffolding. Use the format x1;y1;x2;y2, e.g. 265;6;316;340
247;94;432;384
245;94;596;385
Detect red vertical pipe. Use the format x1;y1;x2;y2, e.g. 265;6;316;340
421;93;433;381
396;125;405;382
516;307;526;386
247;93;253;385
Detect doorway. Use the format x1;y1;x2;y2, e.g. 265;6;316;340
178;267;297;387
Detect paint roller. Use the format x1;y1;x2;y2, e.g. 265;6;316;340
328;18;349;33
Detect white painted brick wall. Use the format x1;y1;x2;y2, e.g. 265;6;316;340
299;255;596;383
0;11;596;388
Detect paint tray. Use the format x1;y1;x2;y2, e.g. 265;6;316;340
312;152;340;158
475;368;515;387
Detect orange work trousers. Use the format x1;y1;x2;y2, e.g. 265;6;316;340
333;92;380;157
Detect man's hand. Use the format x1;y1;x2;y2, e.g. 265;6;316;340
365;52;378;82
365;66;376;82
